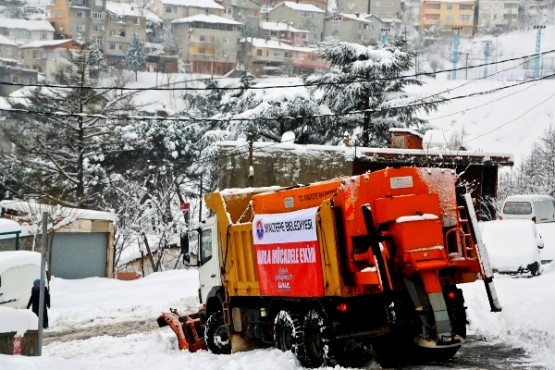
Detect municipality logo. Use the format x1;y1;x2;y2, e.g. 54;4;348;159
256;219;264;240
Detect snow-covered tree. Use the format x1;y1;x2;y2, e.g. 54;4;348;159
306;39;441;147
0;44;136;208
126;36;146;81
499;126;555;198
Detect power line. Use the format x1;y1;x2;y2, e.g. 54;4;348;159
2;72;555;122
1;49;554;92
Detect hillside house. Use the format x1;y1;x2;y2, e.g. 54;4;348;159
105;2;147;65
151;0;224;23
0;35;19;62
324;13;382;45
19;39;80;77
172;13;242;75
259;20;309;46
0;19;54;45
476;0;519;32
0;62;38;97
266;1;325;46
217;0;261;35
420;0;476;36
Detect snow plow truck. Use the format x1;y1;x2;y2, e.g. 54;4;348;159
157;166;502;368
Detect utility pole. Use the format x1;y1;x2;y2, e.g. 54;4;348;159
248;133;254;187
533;25;546;79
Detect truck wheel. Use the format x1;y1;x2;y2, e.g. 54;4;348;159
302;309;336;368
274;310;304;360
204;311;231;354
530;261;542;276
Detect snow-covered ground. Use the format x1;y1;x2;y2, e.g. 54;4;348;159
1;260;555;370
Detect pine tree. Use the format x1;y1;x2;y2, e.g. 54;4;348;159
126;36;146;81
306;39;441;147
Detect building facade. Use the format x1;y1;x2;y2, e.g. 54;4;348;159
476;0;519;32
324;13;382;45
266;1;326;46
172;14;242;75
0;19;54;45
420;0;476;36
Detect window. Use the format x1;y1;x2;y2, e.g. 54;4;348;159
226;7;232;14
223;37;229;44
12;76;18;83
165;6;172;14
199;35;205;41
460;5;473;11
92;11;103;19
77;11;84;18
256;49;262;56
95;0;103;6
199;229;213;265
222;50;228;57
77;24;86;33
199;48;205;54
460;14;472;22
447;4;453;10
118;44;125;51
133;31;140;38
109;42;116;50
33;51;39;59
16;30;30;38
362;34;369;41
242;0;247;4
41;32;47;40
274;51;280;57
134;17;140;25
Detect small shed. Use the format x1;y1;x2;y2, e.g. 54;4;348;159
0;219;22;252
0;200;116;279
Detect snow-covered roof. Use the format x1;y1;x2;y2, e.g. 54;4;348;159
259;21;308;33
0;200;117;222
19;39;73;49
172;13;242;25
106;2;144;17
337;13;373;23
0;219;22;237
0;251;40;275
160;0;224;9
0;19;54;32
246;37;316;52
0;35;18;46
273;1;325;13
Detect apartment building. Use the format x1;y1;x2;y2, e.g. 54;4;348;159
259;20;309;46
241;36;328;76
0;61;38;97
477;0;519;32
420;0;476;36
324;13;382;45
19;39;82;78
49;0;106;40
0;19;54;45
266;1;326;46
217;0;261;35
105;2;147;64
0;35;19;62
151;0;224;23
172;13;242;75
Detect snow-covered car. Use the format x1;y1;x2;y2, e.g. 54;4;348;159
479;219;543;276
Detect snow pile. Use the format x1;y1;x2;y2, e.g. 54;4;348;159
0;307;38;336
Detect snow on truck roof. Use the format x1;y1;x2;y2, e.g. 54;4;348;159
0;250;40;275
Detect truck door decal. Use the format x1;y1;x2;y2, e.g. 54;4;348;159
252;207;324;297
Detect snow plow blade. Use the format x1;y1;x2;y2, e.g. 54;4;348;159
157;309;206;352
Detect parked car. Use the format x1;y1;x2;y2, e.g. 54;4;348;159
479;219;543;276
500;194;555;223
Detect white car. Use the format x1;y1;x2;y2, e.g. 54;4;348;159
479;219;543;276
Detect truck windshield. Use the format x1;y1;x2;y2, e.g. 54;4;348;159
199;228;213;265
503;201;532;215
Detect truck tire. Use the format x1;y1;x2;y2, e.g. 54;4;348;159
274;310;304;360
204;311;231;354
302;309;336;368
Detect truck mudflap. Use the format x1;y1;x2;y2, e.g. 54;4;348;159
156;309;206;352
